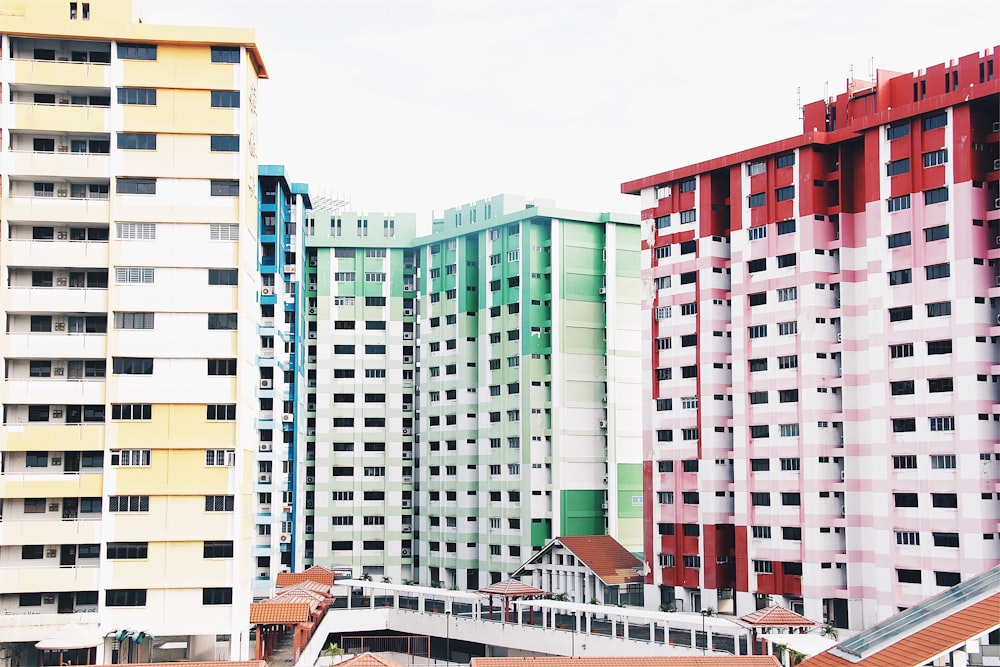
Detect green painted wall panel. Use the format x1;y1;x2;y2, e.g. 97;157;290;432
562;325;604;354
531;519;552;548
616;463;643;519
562;273;604;301
560;489;605;536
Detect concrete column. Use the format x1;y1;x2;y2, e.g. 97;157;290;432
622;615;629;639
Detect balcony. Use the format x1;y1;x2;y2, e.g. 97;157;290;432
5;287;108;313
13;102;109;133
0;471;103;498
1;423;105;451
0;518;102;547
2;195;109;224
8;150;110;180
3;379;105;406
0;611;98;644
6;238;108;269
6;333;107;359
0;563;100;595
12;58;110;88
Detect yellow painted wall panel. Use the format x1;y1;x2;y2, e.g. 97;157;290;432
14;60;110;88
113;198;240;224
122;90;239;135
0;518;101;547
109;542;230;589
1;424;105;452
14;104;107;133
110;496;232;542
114;449;230;495
0;565;100;594
122;44;240;90
119;135;240;179
0;473;103;498
112;405;236;448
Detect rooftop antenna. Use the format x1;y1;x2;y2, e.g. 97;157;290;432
311;191;351;214
869;57;875;82
796;86;803;120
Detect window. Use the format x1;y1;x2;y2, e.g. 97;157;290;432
890;343;914;358
893;455;917;469
112;357;153;374
887;123;910;140
202;588;233;605
886;158;910;176
117;87;156;105
747;160;766;176
210;180;239;197
896;531;919;545
929;416;955;432
116;178;156;195
927;377;953;393
679;178;696;192
751;492;771;506
748;193;766;208
925;263;950;280
935;571;961;587
210;135;240;152
117;43;156;60
923;149;948;167
117;132;156;150
778;355;798;369
779;389;798;403
777;253;796;268
747;258;766;273
681;302;697;316
681;365;697;378
107;589;147;606
890;380;914;396
109;496;149;513
655;215;671;230
931;493;958;508
775;153;795;168
930;454;956;469
892;418;917;433
211;46;240;63
208;313;238;330
922;112;947;130
888;306;913;322
887;194;911;212
779;423;800;437
926;301;951;317
780;457;800;471
778;321;797;335
776;219;796;235
203;541;234;558
683;555;701;569
210;90;240;108
776;186;795;201
927;339;952;355
924;225;949;241
655;246;671;260
206;404;236;421
754;560;773;574
748;325;767;339
205;495;234;512
107;542;148;559
749;358;767;372
749;391;768;404
208;269;238;285
655;184;672;199
896;569;922;584
681;428;699;441
111;449;151;466
747;225;766;240
924;187;949;205
205;449;235;466
887;231;911;248
932;532;959;548
780;492;801;506
750;426;770;440
777;287;797;302
679;210;696;224
888;269;912;286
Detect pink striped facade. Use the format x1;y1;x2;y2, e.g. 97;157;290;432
623;46;1000;631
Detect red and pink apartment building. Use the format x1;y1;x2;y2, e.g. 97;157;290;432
622;46;1000;631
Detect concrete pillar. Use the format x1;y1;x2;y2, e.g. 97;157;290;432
622;615;629;639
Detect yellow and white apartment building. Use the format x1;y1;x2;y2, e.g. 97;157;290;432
0;0;265;662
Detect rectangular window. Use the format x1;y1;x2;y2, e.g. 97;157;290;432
206;404;236;421
926;301;951;317
107;542;148;559
928;416;955;431
925;263;950;280
777;253;796;268
897;569;921;584
208;268;238;285
751;526;771;538
889;306;913;322
202;588;233;605
117;43;156;60
750;426;770;439
112;357;153;374
679;209;696;224
888;269;912;286
751;492;770;506
889;343;914;358
777;287;797;302
775;186;795;201
887;231;911;248
776;219;796;235
778;321;797;336
205;495;235;512
886;123;910;140
927;377;953;393
748;292;766;306
923;149;948;167
210;135;240;152
747;160;766;176
117;87;157;105
892;418;917;433
111;449;151;466
203;541;234;558
205;449;236;466
679;178;696;192
931;493;958;508
778;355;798;369
747;225;766;240
927;339;952;355
886;158;910;176
924;187;949;205
748;193;766;208
207;313;238;330
117;133;156;150
116;178;156;195
890;380;915;395
747;258;766;273
111;403;152;420
893;454;917;469
106;589;147;606
887;194;911;212
210;46;240;63
749;358;767;372
210;180;239;197
748;325;767;339
779;423;800;437
116;222;156;240
775;153;795;168
749;391;768;404
930;454;956;469
922;112;947;130
210;90;240;108
655;215;671;229
108;496;149;513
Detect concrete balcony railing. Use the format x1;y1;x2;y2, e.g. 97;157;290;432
3;379;106;406
7;150;110;180
5;332;107;359
0;518;102;548
5;238;109;269
5;287;108;313
12;58;110;88
12;102;109;133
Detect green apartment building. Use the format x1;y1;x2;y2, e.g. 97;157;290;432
303;195;641;588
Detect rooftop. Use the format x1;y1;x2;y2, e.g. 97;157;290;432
470;657;782;666
516;535;643;586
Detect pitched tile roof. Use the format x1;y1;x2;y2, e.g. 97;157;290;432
554;535;644;585
470;657;782;666
277;579;330;595
249;601;312;624
478;579;548;596
739;605;817;627
271;587;326;608
802;592;1000;667
95;663;268;667
275;565;334;587
338;653;409;666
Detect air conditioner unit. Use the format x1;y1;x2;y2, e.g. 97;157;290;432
259;570;269;579
598;287;607;295
402;451;412;460
602;475;609;484
402;427;412;435
307;427;316;436
57;189;68;197
308;356;317;363
305;525;314;533
260;442;272;452
260;379;272;389
598;419;608;429
402;475;412;483
58;97;70;105
840;504;846;516
403;332;414;340
308;331;317;339
52;410;63;418
283;506;292;514
402;525;412;533
54;322;66;331
601;502;609;510
283;264;296;273
994;121;1000;133
307;403;316;412
53;367;65;376
279;534;291;543
402;404;412;411
994;159;1000;171
56;278;68;286
261;286;275;296
309;257;317;267
996;236;1000;247
401;500;412;508
402;355;413;363
306;307;316;316
309;283;317;291
57;145;68;153
840;470;845;481
401;548;411;556
305;501;314;509
259;472;272;483
403;284;413;292
403;308;414;316
56;231;68;240
306;476;315;484
836;332;842;342
995;198;1000;209
995;275;1000;287
282;413;294;423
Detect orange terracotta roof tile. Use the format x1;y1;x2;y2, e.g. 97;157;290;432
338;653;409;666
471;657;781;666
478;580;548;596
277;579;330;595
95;663;267;667
271;588;326;608
275;565;334;587
249;601;311;624
739;605;817;627
802;593;1000;667
555;535;644;585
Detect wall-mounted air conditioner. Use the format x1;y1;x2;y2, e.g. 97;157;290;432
259;570;269;579
402;427;412;435
307;403;316;412
994;121;1000;133
402;404;412;412
56;231;69;240
402;355;413;363
309;257;317;267
403;284;413;292
57;189;68;197
260;442;272;452
601;503;609;510
402;525;412;533
401;500;412;509
402;451;412;460
261;286;275;296
602;475;609;484
306;476;315;484
598;287;606;295
57;145;68;153
279;534;291;543
993;159;1000;171
401;548;411;556
403;332;413;340
598;420;608;429
260;379;272;389
282;414;294;423
403;308;414;316
308;331;317;339
259;472;272;483
283;264;296;273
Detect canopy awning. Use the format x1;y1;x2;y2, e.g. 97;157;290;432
35;622;102;650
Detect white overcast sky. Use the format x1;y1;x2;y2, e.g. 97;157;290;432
141;0;998;228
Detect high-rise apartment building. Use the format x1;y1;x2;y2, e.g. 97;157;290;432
302;195;642;588
623;47;1000;630
0;0;265;662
